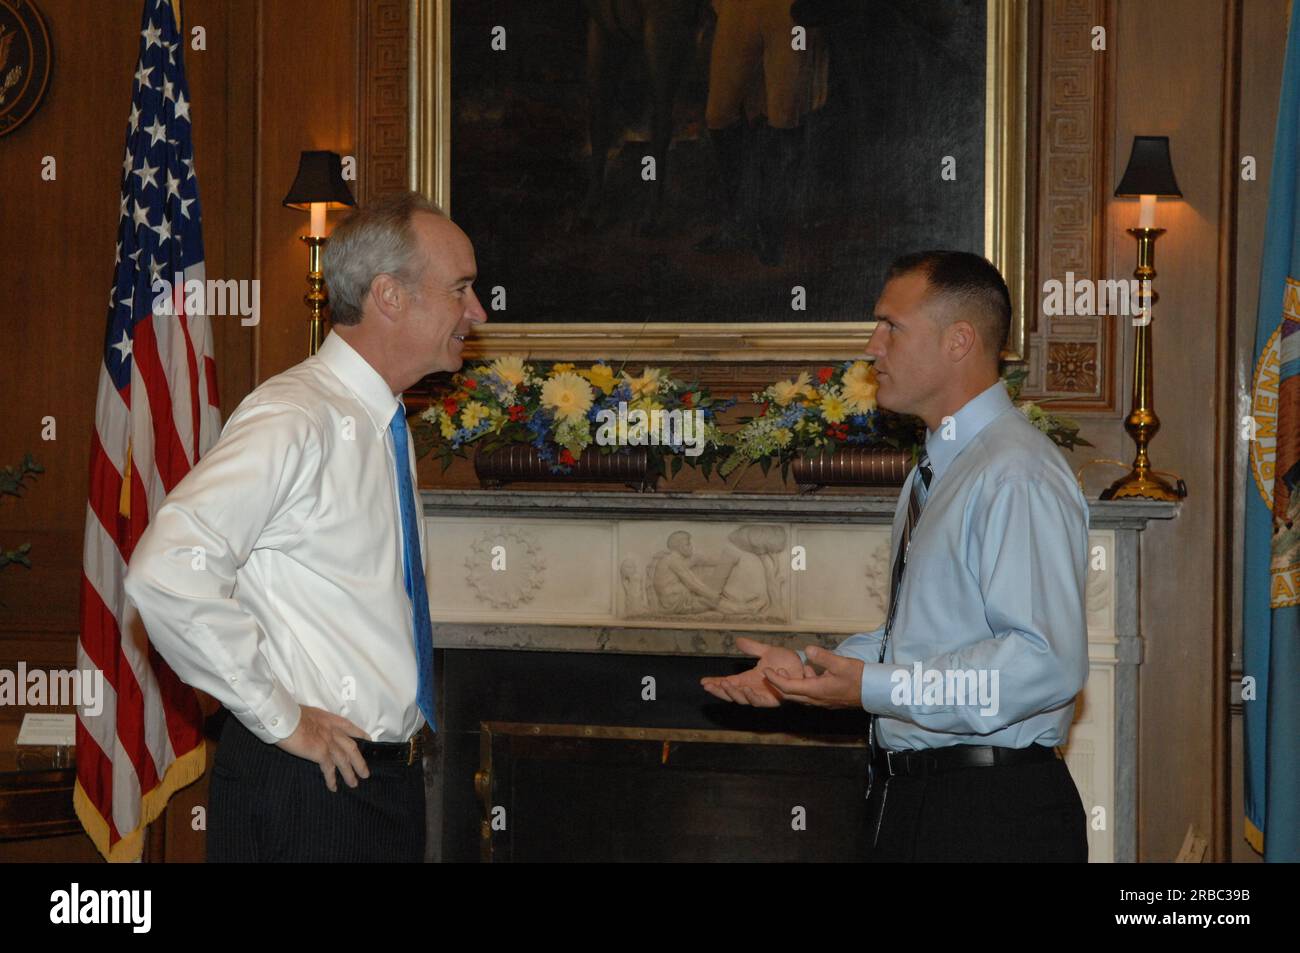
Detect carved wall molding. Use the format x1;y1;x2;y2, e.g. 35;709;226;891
1030;0;1118;411
358;0;411;205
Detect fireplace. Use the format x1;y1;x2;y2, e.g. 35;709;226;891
476;722;870;862
431;648;873;863
421;489;1178;862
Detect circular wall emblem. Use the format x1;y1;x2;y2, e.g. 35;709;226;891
0;0;52;138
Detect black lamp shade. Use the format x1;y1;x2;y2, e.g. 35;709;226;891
1115;136;1182;198
282;150;357;209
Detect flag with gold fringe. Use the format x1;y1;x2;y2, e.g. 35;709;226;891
75;0;216;861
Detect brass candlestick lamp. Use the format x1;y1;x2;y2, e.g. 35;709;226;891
1102;135;1187;501
282;150;356;354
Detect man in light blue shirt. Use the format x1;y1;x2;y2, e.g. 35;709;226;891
702;250;1090;861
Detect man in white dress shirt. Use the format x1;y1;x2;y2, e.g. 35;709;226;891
124;190;487;861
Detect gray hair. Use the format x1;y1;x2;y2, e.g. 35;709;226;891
322;190;447;327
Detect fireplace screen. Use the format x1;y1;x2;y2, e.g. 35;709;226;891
476;722;871;862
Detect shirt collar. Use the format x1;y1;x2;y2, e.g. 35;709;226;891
316;331;404;435
924;379;1013;484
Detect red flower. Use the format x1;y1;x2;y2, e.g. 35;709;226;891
508;404;527;422
682;391;695;407
443;398;459;416
558;449;576;466
817;366;834;384
758;403;769;416
463;377;478;390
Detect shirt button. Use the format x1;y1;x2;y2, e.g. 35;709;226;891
229;675;238;683
271;717;279;726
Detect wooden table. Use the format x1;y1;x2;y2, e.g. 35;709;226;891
0;718;80;841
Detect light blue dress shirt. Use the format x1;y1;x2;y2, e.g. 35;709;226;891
835;380;1091;751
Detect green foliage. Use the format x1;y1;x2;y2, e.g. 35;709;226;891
1;454;42;574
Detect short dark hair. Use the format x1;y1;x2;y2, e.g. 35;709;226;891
885;250;1011;356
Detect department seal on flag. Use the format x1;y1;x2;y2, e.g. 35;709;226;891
1251;277;1300;607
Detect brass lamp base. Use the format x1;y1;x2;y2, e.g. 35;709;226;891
302;235;328;355
1100;466;1185;501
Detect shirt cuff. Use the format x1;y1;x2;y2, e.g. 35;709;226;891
859;661;908;715
238;679;302;743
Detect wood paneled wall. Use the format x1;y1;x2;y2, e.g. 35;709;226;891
0;0;1282;862
0;0;256;665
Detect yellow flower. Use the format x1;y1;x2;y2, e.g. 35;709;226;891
541;372;595;422
582;363;617;395
821;393;848;423
844;360;872;381
775;428;794;447
843;382;877;413
551;362;577;374
771;372;816;406
490;355;528;387
622;367;665;399
439;414;457;440
460;400;491;430
842;363;878;413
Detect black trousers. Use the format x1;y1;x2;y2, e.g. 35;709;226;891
207;713;426;863
862;752;1089;862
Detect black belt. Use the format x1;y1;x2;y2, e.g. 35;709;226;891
355;727;431;767
871;742;1059;779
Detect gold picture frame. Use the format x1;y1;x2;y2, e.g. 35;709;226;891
410;0;1030;363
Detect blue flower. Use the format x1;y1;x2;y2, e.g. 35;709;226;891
778;406;804;428
480;371;516;403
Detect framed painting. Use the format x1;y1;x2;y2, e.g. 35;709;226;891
412;0;1031;361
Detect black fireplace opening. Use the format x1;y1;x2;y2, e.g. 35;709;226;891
434;648;873;862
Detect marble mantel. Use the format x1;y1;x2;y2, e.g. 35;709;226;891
420;488;1178;862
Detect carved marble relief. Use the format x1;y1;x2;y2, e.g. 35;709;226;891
618;524;789;625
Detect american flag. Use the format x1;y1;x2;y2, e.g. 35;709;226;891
75;0;218;861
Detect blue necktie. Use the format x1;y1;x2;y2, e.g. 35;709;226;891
389;406;436;731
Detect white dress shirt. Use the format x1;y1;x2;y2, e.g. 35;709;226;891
124;331;428;744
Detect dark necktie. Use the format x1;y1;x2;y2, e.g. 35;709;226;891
870;450;932;749
389;406;437;731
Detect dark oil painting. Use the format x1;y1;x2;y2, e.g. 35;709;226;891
448;0;987;324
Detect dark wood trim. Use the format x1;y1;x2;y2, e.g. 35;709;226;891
1212;0;1243;864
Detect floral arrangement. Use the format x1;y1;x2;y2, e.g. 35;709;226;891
413;358;1090;486
1002;367;1093;451
719;361;924;479
721;363;1091;479
416;356;734;479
